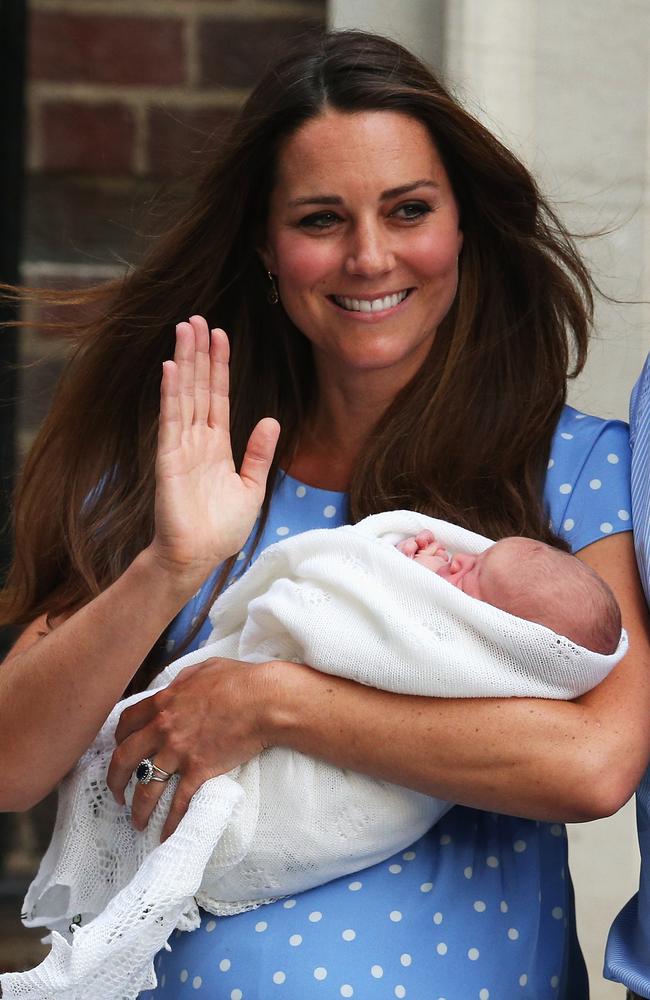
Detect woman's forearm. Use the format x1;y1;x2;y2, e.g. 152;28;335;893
0;548;202;811
267;532;650;823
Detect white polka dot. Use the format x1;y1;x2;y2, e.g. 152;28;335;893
433;912;443;925
342;928;356;941
600;521;613;533
308;911;322;923
513;840;527;853
165;639;176;652
561;432;574;440
550;824;562;837
180;970;189;983
473;901;486;912
340;986;354;998
559;483;572;494
420;882;433;893
255;921;268;932
219;959;231;972
480;991;490;1000
395;988;407;999
618;509;630;521
575;413;587;420
205;919;217;932
547;458;555;469
402;851;416;860
563;518;575;531
436;942;448;955
161;975;166;988
289;934;302;946
551;975;559;988
468;948;480;960
193;977;203;990
371;965;384;978
439;834;452;845
500;901;509;914
552;907;563;920
296;485;307;497
589;478;602;490
519;974;528;986
323;505;337;518
314;967;327;981
390;910;403;922
348;881;363;891
400;954;412;967
273;971;286;984
464;866;473;879
283;899;296;908
276;526;290;536
607;453;619;464
508;928;520;940
231;992;243;1000
389;864;402;874
486;855;499;868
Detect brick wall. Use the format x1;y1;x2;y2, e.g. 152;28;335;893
19;0;326;454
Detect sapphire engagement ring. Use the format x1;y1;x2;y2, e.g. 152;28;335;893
135;758;174;785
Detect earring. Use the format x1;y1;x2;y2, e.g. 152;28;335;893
266;271;279;305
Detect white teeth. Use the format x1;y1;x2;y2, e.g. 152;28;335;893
333;290;409;313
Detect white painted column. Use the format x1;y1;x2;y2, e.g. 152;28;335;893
328;0;445;70
444;0;650;419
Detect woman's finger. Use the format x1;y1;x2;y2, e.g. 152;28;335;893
174;321;196;427
189;315;211;425
239;417;281;496
208;327;231;433
115;691;167;745
130;761;178;832
157;360;181;456
160;776;201;841
107;725;161;804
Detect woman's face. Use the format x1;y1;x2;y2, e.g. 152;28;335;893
262;108;463;388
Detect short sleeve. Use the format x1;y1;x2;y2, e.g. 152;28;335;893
545;405;632;553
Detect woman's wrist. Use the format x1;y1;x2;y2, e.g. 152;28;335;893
135;545;214;612
257;659;317;750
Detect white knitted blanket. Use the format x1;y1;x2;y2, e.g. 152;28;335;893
2;512;627;1000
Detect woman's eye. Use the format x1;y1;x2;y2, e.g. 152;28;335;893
298;211;341;230
394;201;432;221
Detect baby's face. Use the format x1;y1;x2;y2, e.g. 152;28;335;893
407;534;540;608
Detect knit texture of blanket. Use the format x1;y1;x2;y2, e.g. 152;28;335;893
2;512;627;1000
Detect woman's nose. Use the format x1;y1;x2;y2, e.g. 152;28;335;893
344;221;395;277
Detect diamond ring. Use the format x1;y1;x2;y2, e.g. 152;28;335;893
135;758;174;785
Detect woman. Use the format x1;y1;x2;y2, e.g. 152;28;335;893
2;31;649;999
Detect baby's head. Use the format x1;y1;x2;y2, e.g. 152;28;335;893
410;534;621;654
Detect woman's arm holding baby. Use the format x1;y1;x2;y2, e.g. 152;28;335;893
111;530;650;837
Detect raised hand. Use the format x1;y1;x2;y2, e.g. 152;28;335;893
149;316;280;586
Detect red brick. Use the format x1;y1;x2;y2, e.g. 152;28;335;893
29;11;186;86
198;18;324;89
40;101;135;173
146;104;238;177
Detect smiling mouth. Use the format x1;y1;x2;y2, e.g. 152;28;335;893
330;289;411;313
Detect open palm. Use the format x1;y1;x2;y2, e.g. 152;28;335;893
151;316;280;584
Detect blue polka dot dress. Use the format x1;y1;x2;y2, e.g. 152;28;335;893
139;405;631;1000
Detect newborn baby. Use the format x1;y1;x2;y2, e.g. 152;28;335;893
396;529;620;654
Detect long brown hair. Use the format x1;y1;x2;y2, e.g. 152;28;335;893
1;31;592;687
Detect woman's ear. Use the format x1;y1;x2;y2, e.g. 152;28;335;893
257;244;276;275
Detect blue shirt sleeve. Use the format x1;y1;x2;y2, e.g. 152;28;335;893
545;405;632;553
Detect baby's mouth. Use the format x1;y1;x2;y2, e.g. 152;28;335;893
330;289;411;313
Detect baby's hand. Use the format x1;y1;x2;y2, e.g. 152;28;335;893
395;530;437;558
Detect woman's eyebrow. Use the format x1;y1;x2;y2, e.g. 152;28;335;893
287;179;439;209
